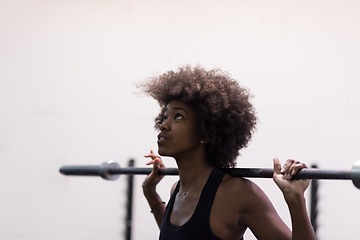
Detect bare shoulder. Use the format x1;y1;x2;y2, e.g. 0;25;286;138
218;174;272;210
212;173;272;230
215;173;291;239
220;174;264;196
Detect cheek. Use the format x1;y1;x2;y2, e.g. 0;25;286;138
180;129;200;145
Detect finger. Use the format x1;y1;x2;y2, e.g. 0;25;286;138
280;159;297;180
145;158;162;168
288;161;307;176
145;160;155;165
273;158;282;175
144;154;161;160
144;149;154;156
148;158;161;164
281;159;295;174
159;160;165;168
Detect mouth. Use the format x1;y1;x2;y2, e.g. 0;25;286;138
157;133;169;143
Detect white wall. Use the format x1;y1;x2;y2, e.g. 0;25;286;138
0;0;359;239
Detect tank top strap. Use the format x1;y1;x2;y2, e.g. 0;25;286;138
196;168;225;219
160;168;244;240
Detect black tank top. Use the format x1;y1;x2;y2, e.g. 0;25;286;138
159;168;244;240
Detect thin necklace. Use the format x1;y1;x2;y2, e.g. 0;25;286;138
179;167;214;196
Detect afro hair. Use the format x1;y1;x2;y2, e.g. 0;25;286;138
140;65;257;168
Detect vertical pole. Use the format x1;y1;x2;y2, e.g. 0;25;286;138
125;159;135;240
310;164;319;237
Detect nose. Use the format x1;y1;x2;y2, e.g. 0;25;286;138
159;118;170;131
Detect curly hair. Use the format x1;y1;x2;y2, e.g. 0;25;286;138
140;66;257;168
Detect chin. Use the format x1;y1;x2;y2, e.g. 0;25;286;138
157;147;172;157
158;149;169;157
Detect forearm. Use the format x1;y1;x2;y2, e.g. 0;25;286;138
143;187;166;228
285;193;316;240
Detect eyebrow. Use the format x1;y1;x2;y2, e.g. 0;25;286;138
174;106;187;111
164;106;188;114
172;106;188;113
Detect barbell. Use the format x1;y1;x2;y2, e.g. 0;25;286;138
59;161;360;189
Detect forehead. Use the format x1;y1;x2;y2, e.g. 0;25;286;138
165;100;194;113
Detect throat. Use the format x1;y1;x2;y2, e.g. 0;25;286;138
178;167;214;196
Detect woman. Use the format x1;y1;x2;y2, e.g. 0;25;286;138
140;66;316;240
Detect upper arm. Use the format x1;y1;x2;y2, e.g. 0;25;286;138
241;181;291;240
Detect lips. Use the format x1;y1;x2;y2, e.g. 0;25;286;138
157;132;169;143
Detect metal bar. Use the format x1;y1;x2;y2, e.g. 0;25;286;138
108;167;180;176
60;166;104;176
108;167;352;180
59;161;360;189
60;163;353;180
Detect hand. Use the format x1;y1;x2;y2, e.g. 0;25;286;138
273;158;310;200
142;150;165;193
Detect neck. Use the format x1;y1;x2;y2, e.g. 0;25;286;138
174;147;213;192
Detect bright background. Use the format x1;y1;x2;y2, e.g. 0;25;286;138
1;0;359;239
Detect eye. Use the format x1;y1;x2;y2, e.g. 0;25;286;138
174;113;183;120
161;115;168;123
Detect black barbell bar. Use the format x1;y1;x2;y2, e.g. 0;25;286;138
59;161;360;189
